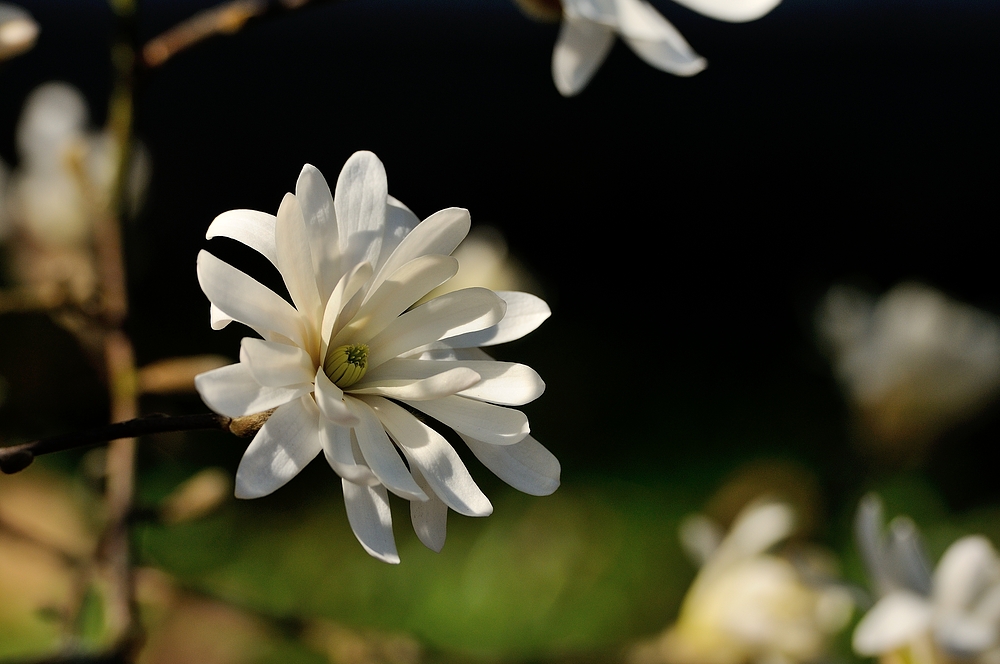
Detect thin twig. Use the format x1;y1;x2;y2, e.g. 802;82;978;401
141;0;328;68
0;413;233;474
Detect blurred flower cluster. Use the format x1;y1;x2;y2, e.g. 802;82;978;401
0;3;37;62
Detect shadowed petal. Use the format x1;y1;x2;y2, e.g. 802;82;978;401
403;395;529;445
235;396;322;499
314;367;360;427
430;291;550;349
196;363;311;417
320;416;377;484
365;396;492;517
348;398;427;501
295;164;340;301
241;338;314;388
350;367;481;401
409;464;449;552
363;358;542;405
617;0;706;76
552;14;616;96
335;151;387;271
276;192;323;330
343;480;399;564
461;433;560;496
671;0;781;22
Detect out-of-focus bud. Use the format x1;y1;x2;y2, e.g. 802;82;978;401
630;500;853;664
158;468;232;525
0;4;38;61
512;0;563;22
138;355;230;395
420;225;542;304
817;283;1000;458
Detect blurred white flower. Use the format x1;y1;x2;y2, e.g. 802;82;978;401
817;283;1000;452
2;82;151;301
632;501;852;664
195;151;559;563
0;3;38;61
547;0;781;96
853;494;1000;663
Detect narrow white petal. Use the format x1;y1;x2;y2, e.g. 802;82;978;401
724;501;796;559
363;358;543;406
552;15;617;96
195;362;311;417
376;196;422;274
241;338;314;388
617;0;706;76
331;254;459;349
409;464;449;552
206;209;278;267
197;250;305;346
365;396;492;517
295;164;340;302
342;480;400;564
368;207;471;298
347;398;427;501
853;592;934;655
431;292;550;349
335;151;387;271
314;367;360;427
367;288;506;367
671;0;781;22
210;303;233;330
935;536;999;613
461;434;560;496
350;367;481;401
403;395;529;445
321;262;373;351
234;396;322;499
276;192;323;330
320;416;377;484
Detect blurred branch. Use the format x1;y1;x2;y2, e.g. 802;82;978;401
141;0;334;68
0;413;233;474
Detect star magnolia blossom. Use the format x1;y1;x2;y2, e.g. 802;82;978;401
853;495;1000;663
646;501;852;664
195;151;559;563
551;0;782;96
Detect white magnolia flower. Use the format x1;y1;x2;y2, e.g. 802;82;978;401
634;501;852;664
0;3;38;61
854;495;1000;663
195;151;559;563
818;283;1000;451
550;0;781;96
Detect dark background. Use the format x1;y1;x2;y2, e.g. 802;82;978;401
2;0;1000;636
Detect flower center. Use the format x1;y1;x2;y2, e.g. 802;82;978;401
324;343;369;389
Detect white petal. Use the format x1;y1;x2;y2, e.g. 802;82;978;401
197;250;305;346
321;261;373;353
210;303;233;330
853;592;933;655
276;192;323;331
347;398;427;501
295;164;340;302
314;367;361;427
671;0;781;22
335;151;387;271
234;396;322;499
935;536;1000;613
364;358;544;406
331;254;459;349
368;207;471;298
552;15;617;96
342;480;399;564
367;288;506;367
461;433;560;496
376;196;422;274
723;501;796;559
403;395;529;445
320;416;377;484
365;396;492;517
241;338;314;388
195;362;311;417
409;464;449;552
206;209;278;267
617;0;706;76
350;367;481;401
430;291;550;349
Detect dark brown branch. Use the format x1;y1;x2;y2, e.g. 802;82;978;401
0;413;232;474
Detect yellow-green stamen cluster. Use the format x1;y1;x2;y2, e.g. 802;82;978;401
324;343;369;388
